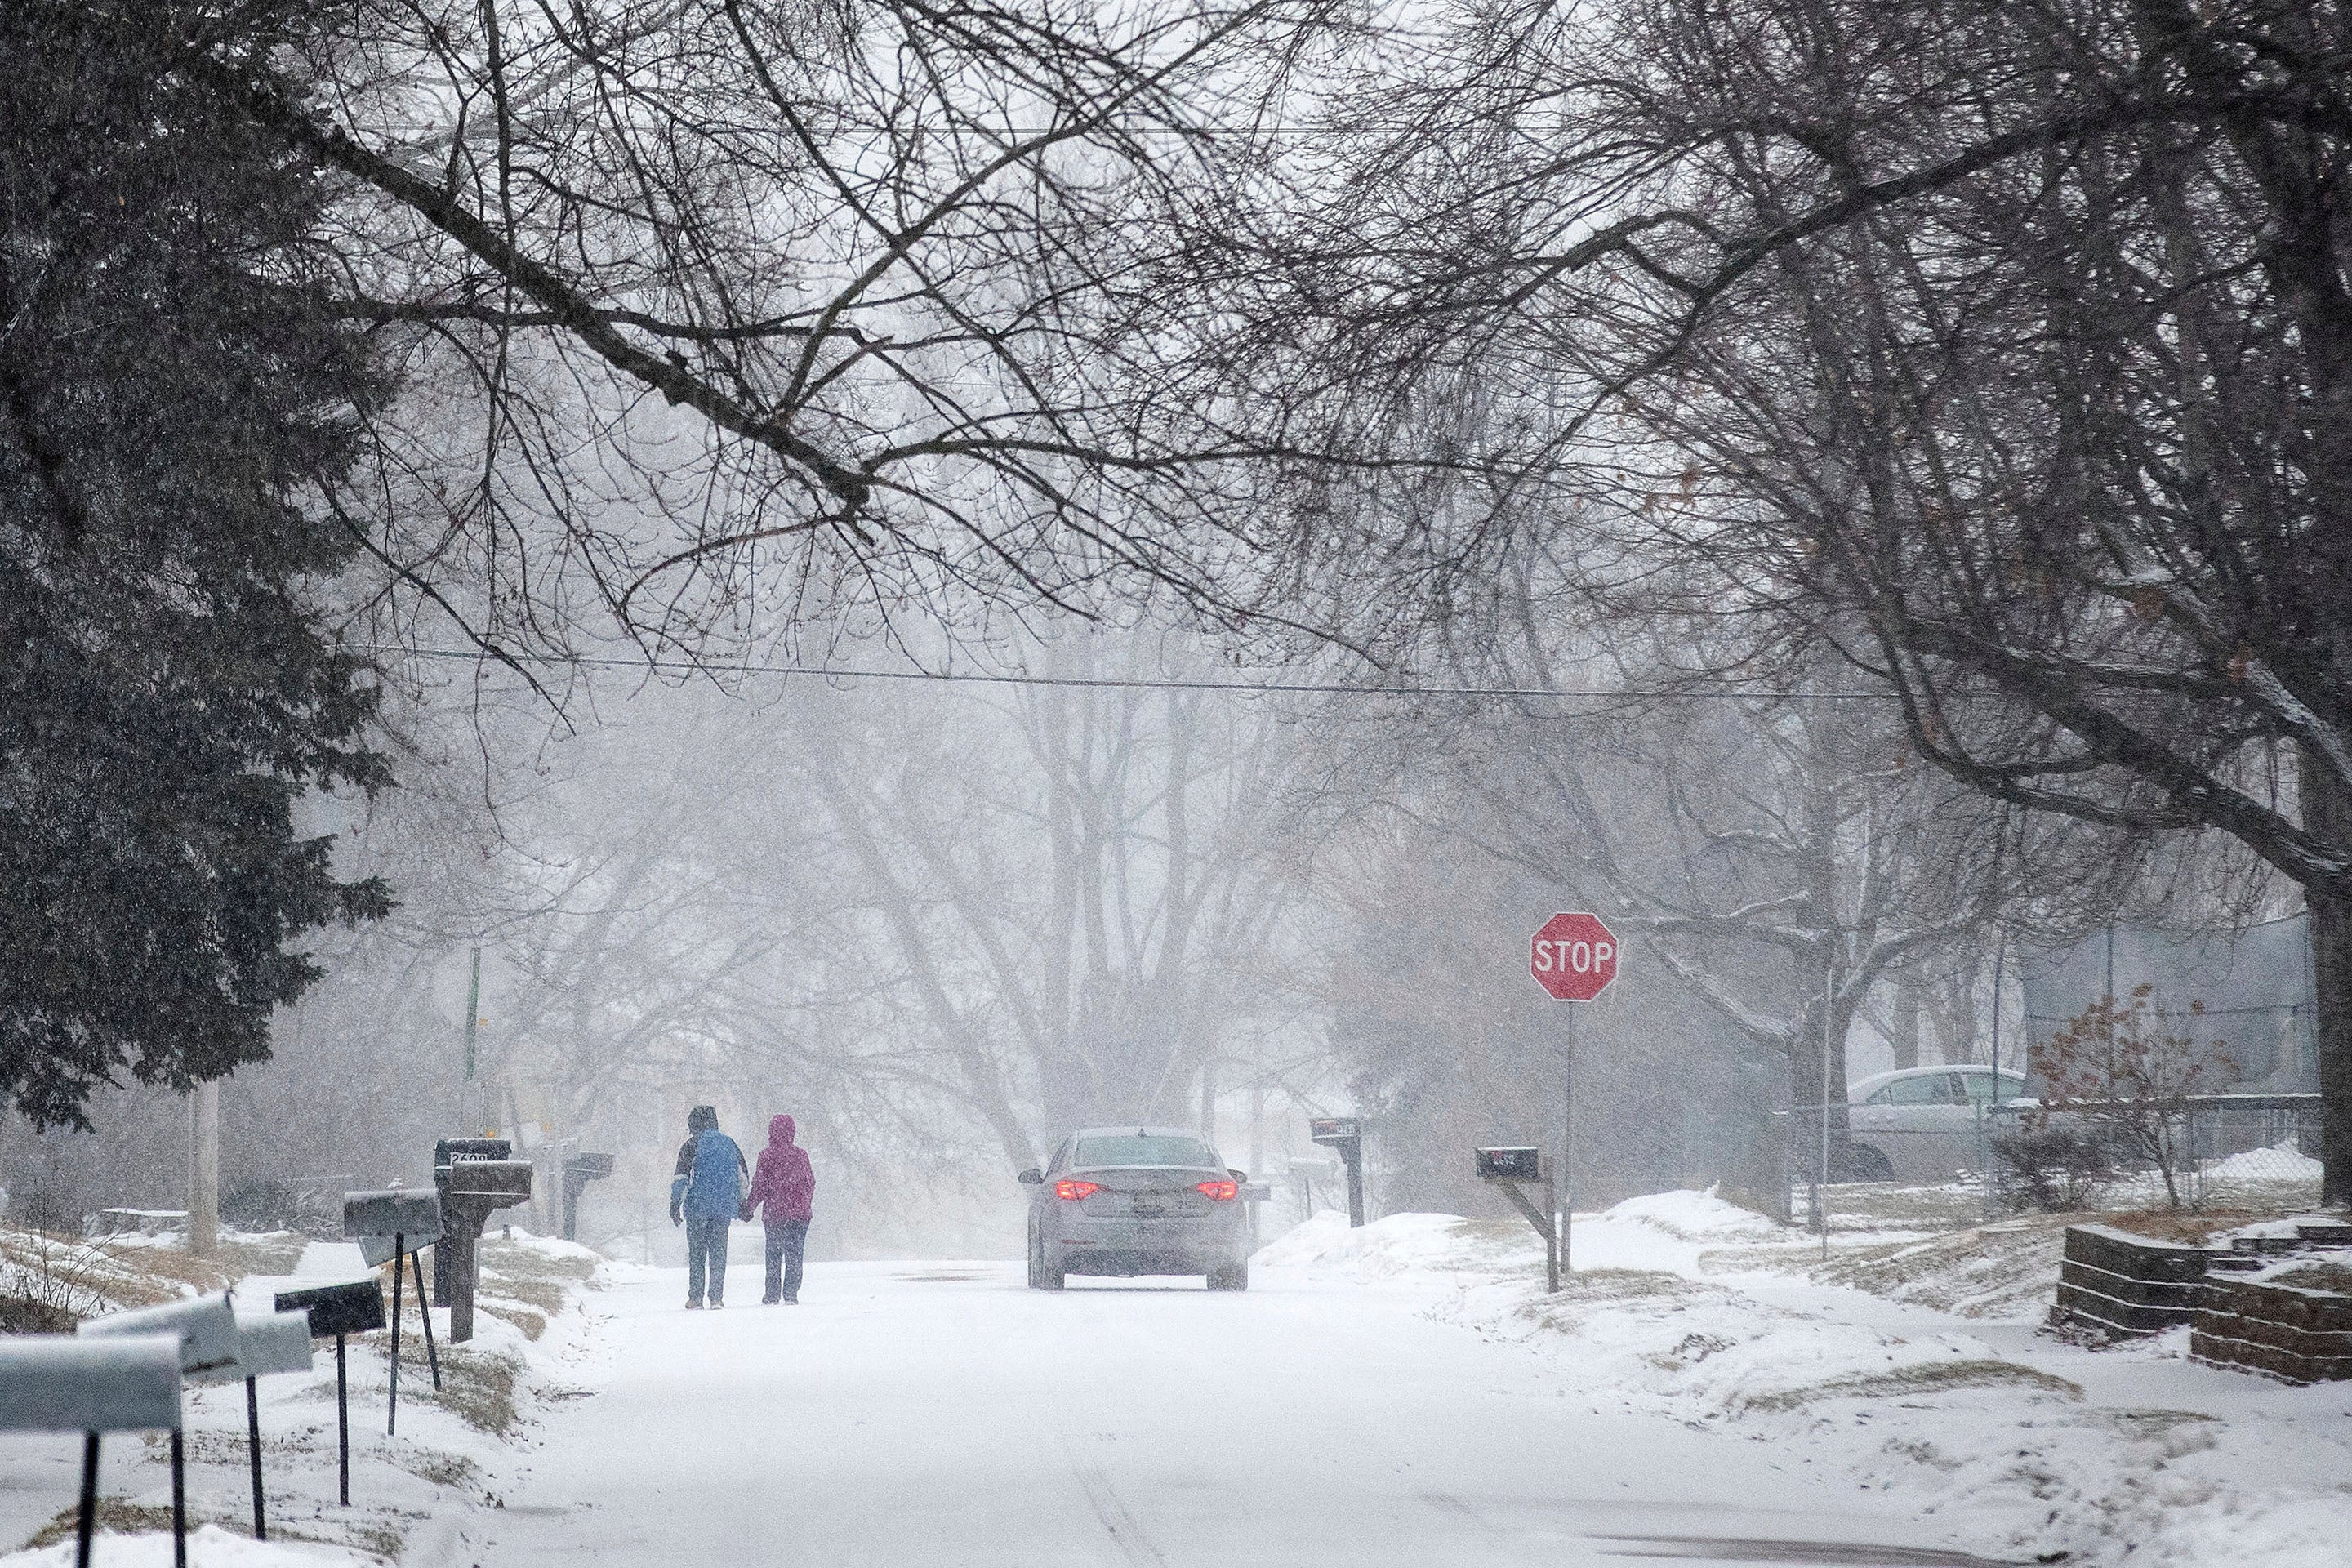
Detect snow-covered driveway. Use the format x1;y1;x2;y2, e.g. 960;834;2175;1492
473;1261;1983;1566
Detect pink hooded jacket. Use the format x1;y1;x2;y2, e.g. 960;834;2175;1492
742;1114;815;1224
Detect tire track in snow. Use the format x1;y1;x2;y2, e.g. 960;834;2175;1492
1063;1434;1168;1567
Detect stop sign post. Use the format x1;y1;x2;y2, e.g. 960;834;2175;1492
1526;913;1619;1281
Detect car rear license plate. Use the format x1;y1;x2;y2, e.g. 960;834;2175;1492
1130;1199;1170;1218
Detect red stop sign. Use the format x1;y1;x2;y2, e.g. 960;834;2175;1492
1530;912;1619;1001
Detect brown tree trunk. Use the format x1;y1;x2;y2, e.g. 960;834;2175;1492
2301;745;2352;1208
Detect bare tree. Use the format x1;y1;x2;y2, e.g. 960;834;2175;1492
181;0;1381;683
789;631;1313;1164
1232;0;2352;1199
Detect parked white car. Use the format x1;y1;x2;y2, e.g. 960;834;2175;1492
1844;1066;2027;1182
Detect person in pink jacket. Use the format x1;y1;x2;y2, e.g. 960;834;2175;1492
741;1114;816;1304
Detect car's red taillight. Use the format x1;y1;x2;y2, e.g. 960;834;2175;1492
1196;1179;1239;1201
1054;1179;1100;1200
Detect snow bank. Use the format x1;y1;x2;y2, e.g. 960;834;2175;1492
1254;1191;1793;1285
1592;1187;1785;1244
1253;1211;1529;1278
2207;1142;2324;1181
1436;1236;2352;1567
0;1525;379;1566
497;1227;608;1265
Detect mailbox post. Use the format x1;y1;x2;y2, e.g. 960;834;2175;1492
439;1159;534;1343
225;1311;312;1541
560;1152;614;1241
78;1294;238;1568
1477;1147;1559;1293
275;1277;385;1506
1308;1117;1366;1227
0;1334;183;1568
345;1188;444;1432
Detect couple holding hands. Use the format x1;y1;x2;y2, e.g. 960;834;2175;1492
670;1106;815;1308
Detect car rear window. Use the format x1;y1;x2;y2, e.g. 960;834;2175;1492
1072;1135;1221;1169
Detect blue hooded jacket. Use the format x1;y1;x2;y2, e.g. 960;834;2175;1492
671;1124;748;1220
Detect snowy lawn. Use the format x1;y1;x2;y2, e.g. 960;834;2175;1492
0;1227;630;1565
1255;1193;2352;1567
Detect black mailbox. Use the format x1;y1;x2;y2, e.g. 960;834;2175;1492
447;1159;535;1203
1476;1147;1546;1182
560;1152;615;1241
274;1279;385;1339
430;1140;512;1311
434;1137;513;1169
1473;1146;1560;1292
274;1277;385;1508
1307;1117;1365;1227
439;1158;535;1344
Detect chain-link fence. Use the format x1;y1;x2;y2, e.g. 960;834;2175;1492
1773;1094;2323;1233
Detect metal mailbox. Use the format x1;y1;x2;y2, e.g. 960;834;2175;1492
1307;1117;1367;1227
1473;1146;1560;1292
232;1312;316;1379
446;1159;535;1202
78;1294;240;1379
439;1158;534;1345
274;1277;386;1339
561;1152;614;1241
1476;1147;1546;1182
345;1188;442;1241
225;1311;315;1542
0;1334;183;1433
275;1278;382;1508
345;1187;444;1436
436;1136;513;1168
1;1334;189;1566
350;1188;443;1270
431;1139;513;1311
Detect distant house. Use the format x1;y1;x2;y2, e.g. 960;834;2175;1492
2019;914;2318;1095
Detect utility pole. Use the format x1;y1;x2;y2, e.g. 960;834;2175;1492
1818;959;1834;1260
188;1082;219;1256
462;946;483;1134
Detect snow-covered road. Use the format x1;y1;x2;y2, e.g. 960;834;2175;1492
473;1261;1988;1567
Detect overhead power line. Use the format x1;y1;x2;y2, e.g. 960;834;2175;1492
355;643;1903;701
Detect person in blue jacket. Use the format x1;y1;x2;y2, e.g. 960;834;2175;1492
670;1105;748;1309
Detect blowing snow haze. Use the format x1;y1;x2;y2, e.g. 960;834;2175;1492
5;2;2352;1563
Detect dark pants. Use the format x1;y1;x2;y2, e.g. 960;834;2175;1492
764;1218;809;1303
685;1214;730;1305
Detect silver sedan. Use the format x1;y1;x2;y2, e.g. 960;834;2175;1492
1020;1127;1254;1291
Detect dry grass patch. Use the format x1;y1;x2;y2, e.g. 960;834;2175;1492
410;1343;526;1437
25;1502;183;1549
394;1448;483;1490
1557;1267;1708;1302
2098;1209;2268;1244
1809;1220;2073;1317
1742;1358;2081;1412
476;1298;550;1339
1;1224;307;1329
2273;1261;2352;1293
